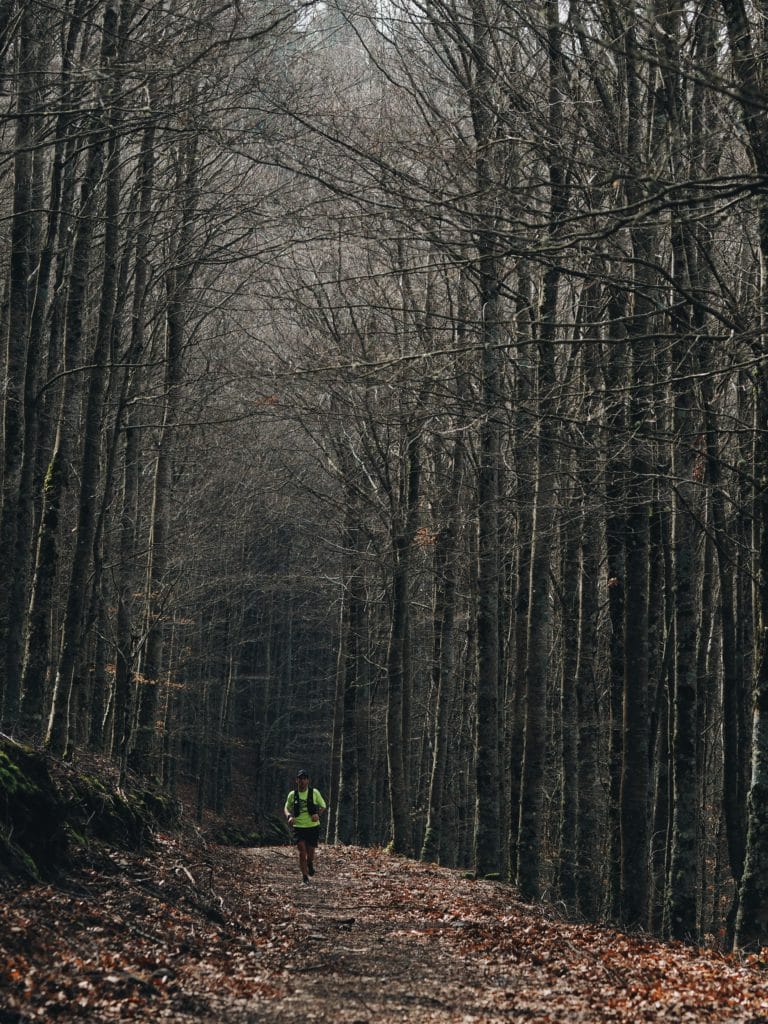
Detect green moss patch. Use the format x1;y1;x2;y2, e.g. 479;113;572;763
0;738;181;883
0;739;68;882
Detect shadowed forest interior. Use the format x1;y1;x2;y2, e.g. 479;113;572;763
3;0;768;956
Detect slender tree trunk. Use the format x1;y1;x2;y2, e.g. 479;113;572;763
9;3;83;734
618;17;657;929
646;2;703;943
576;337;601;920
112;104;156;766
355;641;373;846
736;373;768;951
337;492;364;843
559;499;579;908
21;31;113;742
719;0;768;951
47;0;125;754
386;426;419;855
604;309;627;920
467;0;503;880
517;0;566;900
327;593;345;843
421;431;463;863
508;269;533;882
132;122;199;774
0;4;42;722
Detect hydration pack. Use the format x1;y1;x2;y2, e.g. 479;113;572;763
293;787;317;818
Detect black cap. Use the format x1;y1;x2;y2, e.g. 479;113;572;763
296;769;309;778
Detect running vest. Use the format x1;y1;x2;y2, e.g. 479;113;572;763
293;787;317;819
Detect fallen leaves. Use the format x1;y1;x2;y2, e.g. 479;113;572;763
1;839;768;1022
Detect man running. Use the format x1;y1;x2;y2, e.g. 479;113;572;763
284;769;327;883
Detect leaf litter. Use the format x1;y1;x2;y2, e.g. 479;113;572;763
1;836;768;1023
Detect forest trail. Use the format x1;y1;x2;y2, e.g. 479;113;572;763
249;845;768;1024
3;837;768;1023
253;843;523;1023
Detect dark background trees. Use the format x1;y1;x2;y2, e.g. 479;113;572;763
4;0;768;952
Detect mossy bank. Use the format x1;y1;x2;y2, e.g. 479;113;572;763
0;735;180;882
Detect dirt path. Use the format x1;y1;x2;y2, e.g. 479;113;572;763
223;845;768;1024
4;838;768;1023
248;844;517;1023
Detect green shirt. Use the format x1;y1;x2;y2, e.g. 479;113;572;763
285;787;327;828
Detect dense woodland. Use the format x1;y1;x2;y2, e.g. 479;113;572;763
2;0;768;954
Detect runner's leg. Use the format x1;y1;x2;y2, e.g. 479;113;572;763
297;839;309;879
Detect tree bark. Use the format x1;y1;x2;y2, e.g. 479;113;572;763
468;0;502;880
47;0;125;754
421;429;463;863
0;3;43;723
132;120;199;775
386;425;419;855
517;0;565;900
719;0;768;952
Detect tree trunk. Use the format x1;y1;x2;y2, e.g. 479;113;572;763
47;0;125;754
0;4;43;723
559;500;579;908
517;0;566;899
132;122;199;775
337;495;364;843
421;430;463;863
604;308;627;920
386;425;419;855
718;0;768;952
618;16;657;930
468;0;503;881
576;336;601;920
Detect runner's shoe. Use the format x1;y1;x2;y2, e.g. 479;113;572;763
302;874;309;883
308;864;315;876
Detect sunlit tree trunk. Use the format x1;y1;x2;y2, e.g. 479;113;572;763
336;483;364;844
132;121;199;774
386;425;420;855
508;270;533;881
112;106;156;765
603;301;627;920
558;499;579;908
0;3;44;723
719;0;768;952
22;8;114;744
617;13;659;930
468;0;503;880
517;0;565;900
421;428;463;863
47;0;126;754
576;324;601;920
644;2;702;942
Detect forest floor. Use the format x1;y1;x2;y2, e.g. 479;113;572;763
2;833;768;1023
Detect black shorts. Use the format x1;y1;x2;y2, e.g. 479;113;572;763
293;826;321;848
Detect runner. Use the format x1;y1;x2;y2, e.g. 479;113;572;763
284;769;327;883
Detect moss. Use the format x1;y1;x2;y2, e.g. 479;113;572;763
0;738;184;883
64;825;88;848
0;829;41;882
0;739;68;880
64;776;147;848
136;789;181;829
0;750;40;796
